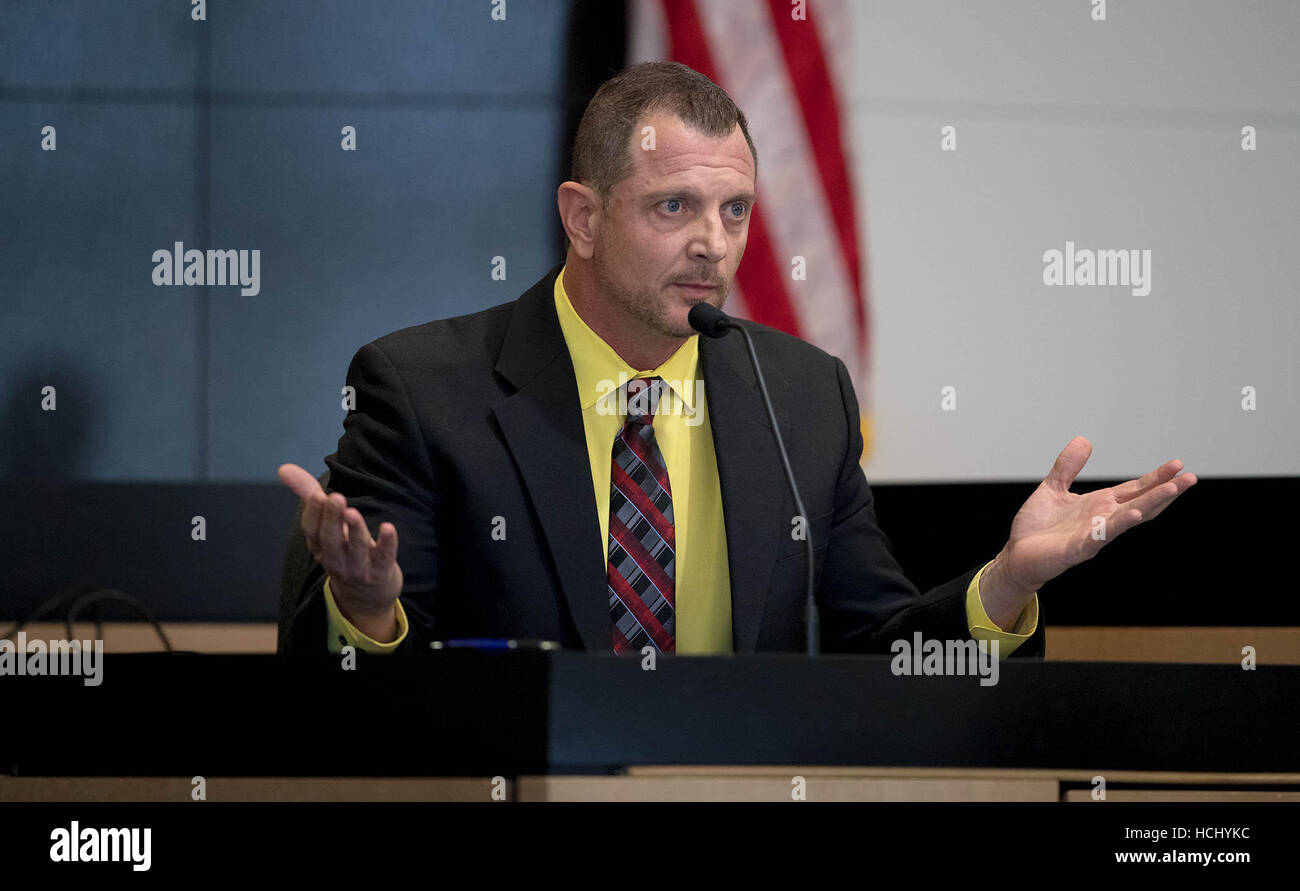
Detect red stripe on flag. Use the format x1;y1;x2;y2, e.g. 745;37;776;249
764;0;868;351
661;0;803;338
733;206;803;334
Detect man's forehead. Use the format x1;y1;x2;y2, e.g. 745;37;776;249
629;112;754;184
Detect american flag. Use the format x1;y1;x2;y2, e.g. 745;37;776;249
628;0;873;460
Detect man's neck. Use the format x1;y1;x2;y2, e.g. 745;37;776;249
562;261;685;370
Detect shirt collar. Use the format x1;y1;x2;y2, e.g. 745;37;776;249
553;264;701;414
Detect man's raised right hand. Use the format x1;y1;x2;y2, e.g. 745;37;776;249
278;463;404;643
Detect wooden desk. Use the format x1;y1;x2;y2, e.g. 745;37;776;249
12;623;1300;664
5;768;1298;802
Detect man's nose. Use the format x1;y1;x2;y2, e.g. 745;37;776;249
689;210;727;263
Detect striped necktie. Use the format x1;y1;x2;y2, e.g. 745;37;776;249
608;376;676;654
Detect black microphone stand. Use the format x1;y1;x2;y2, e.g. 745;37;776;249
690;304;819;656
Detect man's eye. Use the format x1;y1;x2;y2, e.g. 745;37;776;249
663;198;683;213
729;202;748;218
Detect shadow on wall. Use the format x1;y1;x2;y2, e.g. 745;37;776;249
0;360;98;480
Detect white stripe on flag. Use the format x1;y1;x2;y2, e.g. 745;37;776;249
811;0;871;388
812;0;853;112
724;277;749;321
628;0;667;65
694;0;859;364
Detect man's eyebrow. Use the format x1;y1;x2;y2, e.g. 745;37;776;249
645;188;757;204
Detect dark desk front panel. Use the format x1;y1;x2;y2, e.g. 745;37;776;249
3;654;1294;777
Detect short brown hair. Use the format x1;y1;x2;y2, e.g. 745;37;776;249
570;61;758;200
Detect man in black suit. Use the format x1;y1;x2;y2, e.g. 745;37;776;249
278;62;1195;656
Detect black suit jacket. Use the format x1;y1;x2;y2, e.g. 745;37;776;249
284;264;1045;657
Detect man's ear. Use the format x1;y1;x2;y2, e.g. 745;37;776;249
557;181;601;260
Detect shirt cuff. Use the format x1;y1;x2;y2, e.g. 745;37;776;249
965;560;1039;659
324;576;409;654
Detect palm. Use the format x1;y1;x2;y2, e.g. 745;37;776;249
998;437;1197;592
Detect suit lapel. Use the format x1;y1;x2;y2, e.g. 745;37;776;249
491;266;791;654
700;331;787;654
491;266;610;651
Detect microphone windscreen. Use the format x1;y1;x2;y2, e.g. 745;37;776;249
688;302;730;338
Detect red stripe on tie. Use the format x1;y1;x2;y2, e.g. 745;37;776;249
613;623;632;654
610;515;676;609
619;427;672;496
611;460;676;548
609;569;673;651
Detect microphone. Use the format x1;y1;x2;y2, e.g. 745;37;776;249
688;302;820;657
687;301;731;338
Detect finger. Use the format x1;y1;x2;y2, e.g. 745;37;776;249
1125;472;1197;522
371;522;399;572
1102;506;1144;541
342;507;374;574
301;492;327;555
318;493;349;569
1111;458;1184;504
278;463;325;501
281;463;328;554
1043;436;1092;492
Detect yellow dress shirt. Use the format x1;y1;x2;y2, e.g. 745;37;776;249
324;265;1038;655
552;265;732;653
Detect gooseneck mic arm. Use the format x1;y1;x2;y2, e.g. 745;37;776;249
688;302;819;657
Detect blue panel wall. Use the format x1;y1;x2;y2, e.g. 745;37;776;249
0;0;570;482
